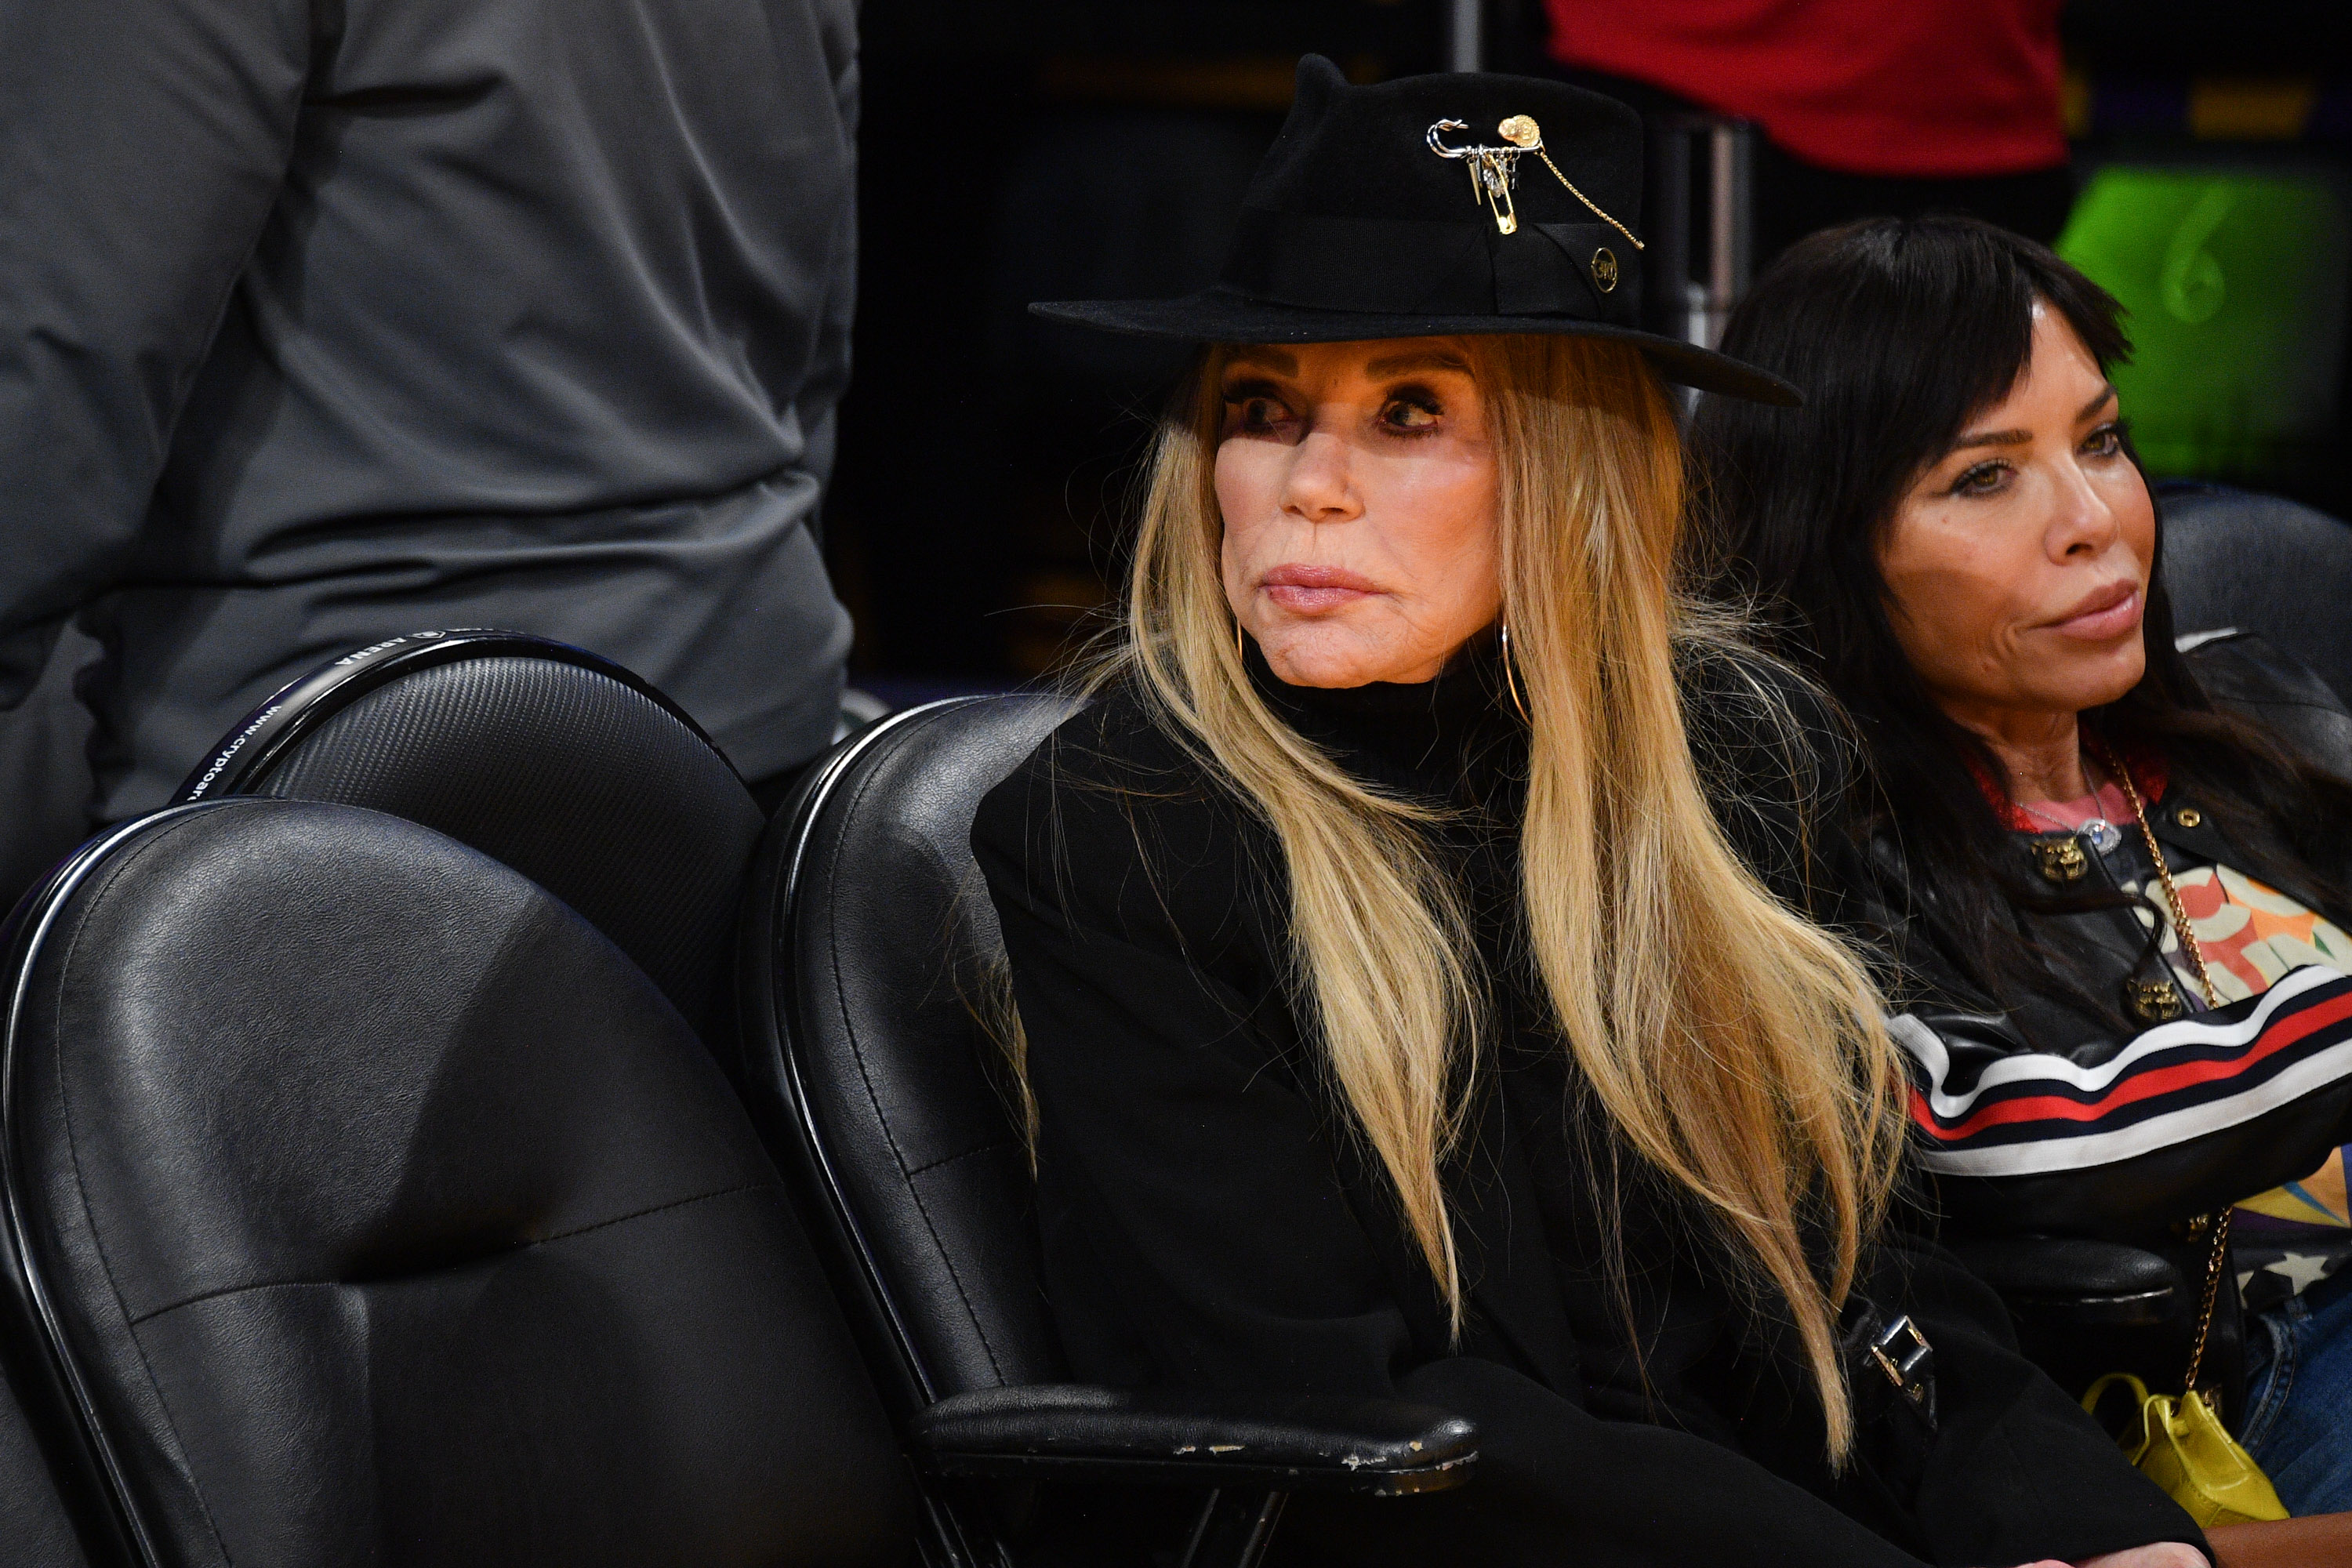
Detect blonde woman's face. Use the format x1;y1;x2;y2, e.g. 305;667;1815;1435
1214;338;1501;688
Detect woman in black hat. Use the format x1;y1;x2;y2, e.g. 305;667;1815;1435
974;58;2205;1566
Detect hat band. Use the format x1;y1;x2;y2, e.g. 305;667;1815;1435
1221;209;1638;324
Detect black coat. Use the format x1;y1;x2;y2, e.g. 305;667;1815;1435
971;644;2203;1567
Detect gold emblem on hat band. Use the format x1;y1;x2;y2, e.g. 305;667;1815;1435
1426;115;1646;252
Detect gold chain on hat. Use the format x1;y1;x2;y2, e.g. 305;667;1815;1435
1427;116;1644;251
1501;117;1646;253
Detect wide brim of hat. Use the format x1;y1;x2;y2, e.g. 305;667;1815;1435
1030;292;1800;407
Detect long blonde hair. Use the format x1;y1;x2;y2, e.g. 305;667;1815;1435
1040;333;1906;1458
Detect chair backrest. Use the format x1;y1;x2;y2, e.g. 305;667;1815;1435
0;799;913;1568
739;695;1082;1421
172;630;766;1055
2161;483;2352;705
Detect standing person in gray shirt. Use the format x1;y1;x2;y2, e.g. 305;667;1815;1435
0;0;858;833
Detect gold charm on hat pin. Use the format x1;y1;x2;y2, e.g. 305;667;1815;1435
1425;114;1646;262
1426;118;1529;234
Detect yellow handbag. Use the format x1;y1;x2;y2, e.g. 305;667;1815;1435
2077;767;2288;1529
2082;1364;2288;1529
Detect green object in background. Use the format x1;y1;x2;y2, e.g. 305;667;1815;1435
2058;169;2348;483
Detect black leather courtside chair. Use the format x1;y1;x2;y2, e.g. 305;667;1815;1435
170;630;765;1064
740;696;1479;1568
2162;481;2352;705
0;798;915;1567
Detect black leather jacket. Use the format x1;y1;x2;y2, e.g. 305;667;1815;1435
1870;633;2352;1236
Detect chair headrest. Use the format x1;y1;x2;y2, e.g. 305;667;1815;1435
175;630;765;1050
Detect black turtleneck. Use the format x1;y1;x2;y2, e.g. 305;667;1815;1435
1243;633;1526;811
970;656;2207;1568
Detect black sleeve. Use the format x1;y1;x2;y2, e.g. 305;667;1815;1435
0;0;307;700
1871;1236;2209;1566
975;742;2003;1568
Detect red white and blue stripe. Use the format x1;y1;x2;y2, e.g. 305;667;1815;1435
1897;965;2352;1178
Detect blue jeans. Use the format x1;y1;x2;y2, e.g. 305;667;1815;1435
2244;1265;2352;1515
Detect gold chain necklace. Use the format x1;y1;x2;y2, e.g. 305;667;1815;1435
2101;750;2220;1011
2094;739;2233;1396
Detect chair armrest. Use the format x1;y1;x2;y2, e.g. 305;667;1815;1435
906;1383;1477;1496
1946;1235;2181;1327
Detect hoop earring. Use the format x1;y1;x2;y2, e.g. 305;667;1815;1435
1499;622;1530;724
1236;621;1247;666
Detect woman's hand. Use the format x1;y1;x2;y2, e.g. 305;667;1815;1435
2006;1544;2210;1568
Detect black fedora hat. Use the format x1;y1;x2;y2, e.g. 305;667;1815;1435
1031;56;1798;407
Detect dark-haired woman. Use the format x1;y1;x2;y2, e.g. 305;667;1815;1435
1689;213;2352;1516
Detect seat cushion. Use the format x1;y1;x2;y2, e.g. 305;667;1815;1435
4;800;909;1568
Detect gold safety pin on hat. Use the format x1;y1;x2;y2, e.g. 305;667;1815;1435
1427;118;1528;234
1425;115;1646;256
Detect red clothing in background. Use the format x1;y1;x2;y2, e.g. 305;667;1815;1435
1543;0;2067;178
